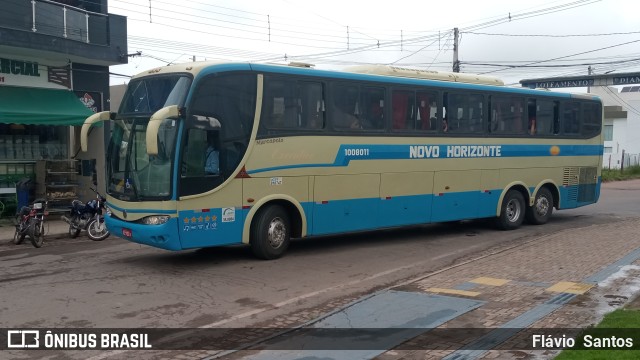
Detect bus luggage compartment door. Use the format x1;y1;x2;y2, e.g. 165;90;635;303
431;170;481;222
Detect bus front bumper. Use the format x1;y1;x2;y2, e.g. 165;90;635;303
105;215;182;251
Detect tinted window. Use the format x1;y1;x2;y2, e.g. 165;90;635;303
332;83;385;131
392;90;438;132
490;95;525;134
533;99;557;136
582;102;601;138
120;75;191;115
444;93;484;133
183;73;256;196
562;102;581;135
262;79;326;131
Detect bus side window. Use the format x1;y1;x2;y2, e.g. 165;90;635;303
300;82;325;130
363;87;385;130
562;101;581;135
446;93;483;133
442;94;449;133
416;92;437;131
553;101;560;134
392;90;410;130
582;102;601;137
490;95;524;135
527;99;537;135
182;128;207;177
263;79;292;129
332;83;361;130
535;99;554;136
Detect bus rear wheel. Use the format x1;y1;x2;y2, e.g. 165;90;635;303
526;187;554;225
496;190;525;230
250;205;290;260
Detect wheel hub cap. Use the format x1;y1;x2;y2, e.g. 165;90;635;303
536;197;549;216
267;217;286;249
506;200;521;222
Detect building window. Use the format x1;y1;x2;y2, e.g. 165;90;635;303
603;124;613;141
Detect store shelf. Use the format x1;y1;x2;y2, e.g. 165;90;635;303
36;160;79;209
46;184;79;188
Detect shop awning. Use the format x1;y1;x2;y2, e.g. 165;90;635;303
0;86;93;126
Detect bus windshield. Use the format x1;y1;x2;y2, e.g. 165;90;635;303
107;74;190;201
106;117;177;201
120;75;192;115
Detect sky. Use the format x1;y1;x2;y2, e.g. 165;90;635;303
106;0;640;88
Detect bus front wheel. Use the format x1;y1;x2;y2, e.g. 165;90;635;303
250;205;290;260
526;187;554;225
496;190;525;230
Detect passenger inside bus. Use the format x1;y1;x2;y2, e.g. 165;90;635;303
306;100;325;129
307;114;322;129
332;103;362;129
205;132;220;175
528;116;537;135
392;91;409;130
348;115;362;129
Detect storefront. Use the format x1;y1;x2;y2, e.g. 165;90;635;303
0;56;103;215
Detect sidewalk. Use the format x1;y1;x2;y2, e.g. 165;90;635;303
0;217;73;246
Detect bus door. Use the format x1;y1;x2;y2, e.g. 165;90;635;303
431;170;481;222
177;124;244;249
176;72;256;249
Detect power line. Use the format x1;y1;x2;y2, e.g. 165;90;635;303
465;30;640;37
110;0;605;64
102;0;633;83
464;57;640;68
478;39;640;75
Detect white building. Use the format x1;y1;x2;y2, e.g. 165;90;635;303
591;86;640;169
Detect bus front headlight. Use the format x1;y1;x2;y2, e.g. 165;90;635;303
141;215;170;225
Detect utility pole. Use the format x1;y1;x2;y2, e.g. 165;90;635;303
452;27;460;73
587;65;592;93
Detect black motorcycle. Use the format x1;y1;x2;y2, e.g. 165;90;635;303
62;187;110;241
13;198;48;248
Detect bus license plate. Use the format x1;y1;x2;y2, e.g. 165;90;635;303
122;228;132;237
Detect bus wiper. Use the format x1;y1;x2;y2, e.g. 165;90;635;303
126;156;140;201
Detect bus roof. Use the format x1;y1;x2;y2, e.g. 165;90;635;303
132;61;503;85
130;61;600;101
345;65;505;86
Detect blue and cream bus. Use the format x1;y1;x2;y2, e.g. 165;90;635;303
81;62;603;259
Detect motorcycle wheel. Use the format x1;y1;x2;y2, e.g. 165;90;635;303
29;219;44;248
69;224;81;238
13;215;25;244
87;218;110;241
13;228;26;245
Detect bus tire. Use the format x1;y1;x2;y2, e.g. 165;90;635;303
496;190;525;230
526;187;554;225
250;205;290;260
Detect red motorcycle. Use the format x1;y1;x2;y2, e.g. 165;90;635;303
13;199;48;248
